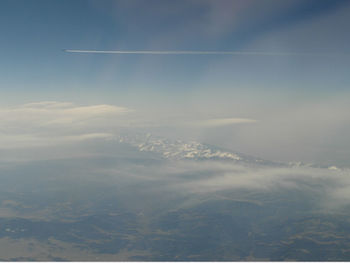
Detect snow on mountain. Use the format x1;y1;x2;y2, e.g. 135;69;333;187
117;133;241;161
115;132;342;170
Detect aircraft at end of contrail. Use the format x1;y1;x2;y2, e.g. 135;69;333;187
63;49;330;57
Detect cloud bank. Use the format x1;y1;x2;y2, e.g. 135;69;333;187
0;101;131;149
97;156;350;214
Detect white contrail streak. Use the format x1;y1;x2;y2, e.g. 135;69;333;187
63;49;328;57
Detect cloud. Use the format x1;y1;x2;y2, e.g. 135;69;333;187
97;156;350;213
0;101;258;154
21;101;75;109
0;101;131;149
192;118;258;127
1;103;349;214
175;162;350;211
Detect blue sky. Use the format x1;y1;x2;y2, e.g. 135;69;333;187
1;0;349;100
0;0;350;165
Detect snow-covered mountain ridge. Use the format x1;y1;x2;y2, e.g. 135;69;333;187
116;133;341;170
117;133;243;161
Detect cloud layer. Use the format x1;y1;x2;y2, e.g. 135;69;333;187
192;118;258;127
0;101;131;149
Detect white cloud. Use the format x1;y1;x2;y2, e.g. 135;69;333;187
98;157;350;212
0;101;131;149
192;118;258;127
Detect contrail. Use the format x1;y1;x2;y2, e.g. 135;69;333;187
63;49;329;57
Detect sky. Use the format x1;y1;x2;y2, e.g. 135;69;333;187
0;0;350;166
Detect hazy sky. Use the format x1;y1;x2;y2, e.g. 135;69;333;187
1;0;350;166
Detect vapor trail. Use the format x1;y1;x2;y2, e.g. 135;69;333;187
64;49;328;57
